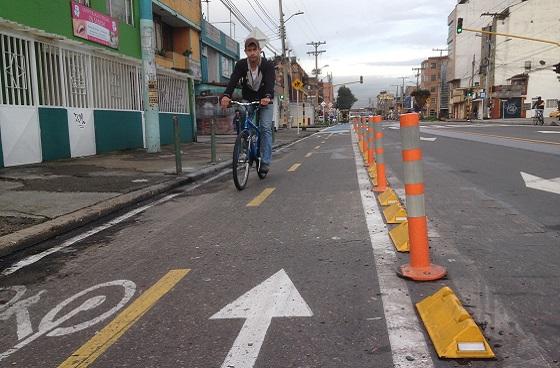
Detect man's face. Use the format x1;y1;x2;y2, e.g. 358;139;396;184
245;44;260;63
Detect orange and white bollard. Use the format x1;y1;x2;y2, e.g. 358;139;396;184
361;116;368;158
357;117;364;153
367;116;375;166
373;115;387;192
396;113;446;281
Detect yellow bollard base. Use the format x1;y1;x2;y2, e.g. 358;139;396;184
378;188;399;206
389;221;409;252
383;203;407;224
415;286;495;359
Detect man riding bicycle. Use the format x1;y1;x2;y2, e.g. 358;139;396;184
532;96;545;125
220;37;275;174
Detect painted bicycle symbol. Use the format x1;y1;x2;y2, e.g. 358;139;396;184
0;280;136;362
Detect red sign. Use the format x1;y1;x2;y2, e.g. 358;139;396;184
71;1;119;49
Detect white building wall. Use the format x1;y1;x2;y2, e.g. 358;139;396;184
450;0;520;88
493;0;560;116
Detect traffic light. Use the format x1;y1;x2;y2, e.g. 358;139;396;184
554;62;560;74
359;76;363;84
457;18;463;34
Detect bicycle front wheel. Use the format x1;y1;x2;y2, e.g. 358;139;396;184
233;132;251;190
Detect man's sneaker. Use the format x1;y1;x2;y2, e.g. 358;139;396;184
259;162;269;174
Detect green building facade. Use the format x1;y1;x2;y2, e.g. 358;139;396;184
0;0;195;168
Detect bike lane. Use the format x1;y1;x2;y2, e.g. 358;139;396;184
1;127;399;367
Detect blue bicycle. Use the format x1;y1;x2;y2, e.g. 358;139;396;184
230;101;267;190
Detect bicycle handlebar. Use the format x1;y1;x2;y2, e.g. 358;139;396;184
230;101;262;107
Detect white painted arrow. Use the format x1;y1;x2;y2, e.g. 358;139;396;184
520;171;560;195
537;131;560;134
420;137;437;142
210;269;313;368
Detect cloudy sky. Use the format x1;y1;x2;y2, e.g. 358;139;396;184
206;0;457;107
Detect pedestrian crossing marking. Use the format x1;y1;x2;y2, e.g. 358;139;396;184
247;188;276;207
305;152;312;158
314;145;320;149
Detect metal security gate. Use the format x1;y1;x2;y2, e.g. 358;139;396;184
1;26;193;166
0;32;37;106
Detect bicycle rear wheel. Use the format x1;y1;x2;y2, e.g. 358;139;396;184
233;131;251;190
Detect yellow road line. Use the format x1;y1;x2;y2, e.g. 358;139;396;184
305;152;312;158
288;163;301;172
247;187;276;207
314;145;321;149
58;269;190;368
444;130;560;146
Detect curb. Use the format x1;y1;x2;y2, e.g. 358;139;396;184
0;135;312;258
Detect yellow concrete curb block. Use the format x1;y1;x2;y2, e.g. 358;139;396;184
416;286;495;359
389;221;409;252
378;188;400;206
382;203;407;224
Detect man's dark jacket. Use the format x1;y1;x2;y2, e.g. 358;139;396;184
223;57;275;101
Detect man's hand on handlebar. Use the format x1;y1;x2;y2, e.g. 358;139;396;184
220;96;231;109
260;97;271;106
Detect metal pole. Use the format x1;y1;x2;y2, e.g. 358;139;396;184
297;90;300;134
173;115;182;175
188;78;197;142
140;0;160;153
211;108;216;163
279;0;290;128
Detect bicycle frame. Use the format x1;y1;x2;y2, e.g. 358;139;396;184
232;102;262;161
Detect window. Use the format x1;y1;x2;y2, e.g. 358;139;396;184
107;0;133;25
546;99;558;108
221;56;233;78
431;75;437;81
153;17;173;53
430;87;436;92
75;0;90;6
431;63;437;69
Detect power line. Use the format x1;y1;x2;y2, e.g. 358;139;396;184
253;0;279;27
244;0;277;34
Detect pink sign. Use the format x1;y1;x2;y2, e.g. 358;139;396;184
71;1;119;49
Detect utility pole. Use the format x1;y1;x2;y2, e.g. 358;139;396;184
306;41;326;79
412;67;425;89
432;48;449;57
202;0;210;20
306;41;326;121
391;84;400;100
278;0;290;127
397;76;408;112
140;0;160;153
470;54;476;88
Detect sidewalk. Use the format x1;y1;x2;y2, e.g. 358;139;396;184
0;127;318;257
444;117;559;125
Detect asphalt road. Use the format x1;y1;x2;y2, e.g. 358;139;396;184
382;121;560;368
1;122;559;368
0;127;396;368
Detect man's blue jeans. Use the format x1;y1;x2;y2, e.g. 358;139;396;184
258;104;273;165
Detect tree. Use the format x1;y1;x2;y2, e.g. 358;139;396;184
411;89;431;112
335;86;358;110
